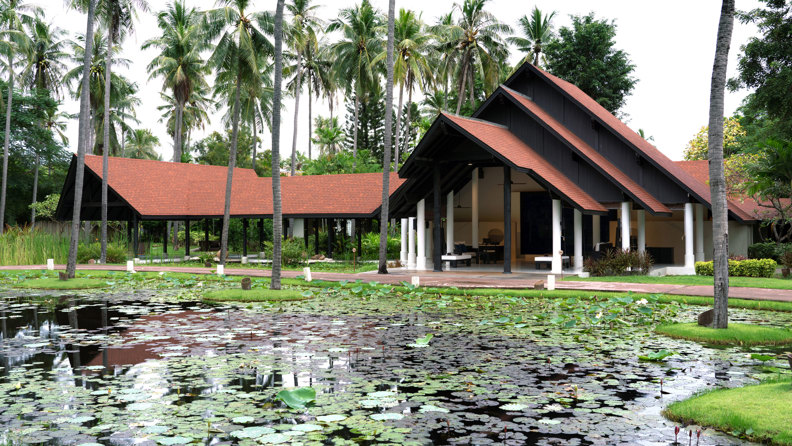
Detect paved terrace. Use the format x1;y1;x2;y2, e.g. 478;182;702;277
3;264;791;303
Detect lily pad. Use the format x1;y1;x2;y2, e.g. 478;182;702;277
275;387;316;409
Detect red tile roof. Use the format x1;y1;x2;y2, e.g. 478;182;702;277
676;160;767;221
530;65;755;222
81;155;405;219
501;86;671;216
442;113;607;213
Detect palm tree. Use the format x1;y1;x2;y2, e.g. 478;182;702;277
143;0;206;165
271;0;285;289
708;0;735;329
428;12;458;113
328;0;382;168
203;0;273;266
445;0;511;115
67;0;97;279
32;104;70;228
125;128;160;159
378;0;395;274
300;35;331;161
286;0;322;175
311;116;343;157
507;7;555;67
0;0;38;234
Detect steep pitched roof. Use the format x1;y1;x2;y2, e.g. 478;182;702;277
442;113;607;213
500;86;672;216
676;160;764;221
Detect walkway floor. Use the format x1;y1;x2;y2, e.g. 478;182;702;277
3;264;792;303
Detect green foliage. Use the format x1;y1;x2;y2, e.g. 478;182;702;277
637;350;674;362
696;259;777;278
28;193;59;221
300;150;381;175
0;227;70;265
264;238;307;265
15;277;109;290
275;387;316;410
544;13;636;113
360;231;400;260
526;293;678;329
748;241;789;261
683;116;747;160
408;333;433;348
583;249;653;276
77;243;127;264
657;322;792;346
203;288;308;302
192;129;257;169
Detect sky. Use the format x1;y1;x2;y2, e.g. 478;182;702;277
34;0;761;162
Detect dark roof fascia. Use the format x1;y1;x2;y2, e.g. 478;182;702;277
56;155;142;222
440;114;607;216
498;86;672;217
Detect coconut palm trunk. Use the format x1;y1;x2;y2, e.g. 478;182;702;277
220;73;243;266
252;114;257;172
67;0;97;279
708;0;735;329
393;82;403;170
455;58;468;115
271;0;285;290
352;93;359;168
290;57;301;175
378;0;395;274
307;81;312;160
0;53;13;234
403;80;414;162
100;27;113;263
31;153;39;228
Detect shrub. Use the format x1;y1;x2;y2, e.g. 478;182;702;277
264;238;308;266
77;243;127;263
747;242;791;262
695;258;777;278
781;250;792;270
584;249;653;276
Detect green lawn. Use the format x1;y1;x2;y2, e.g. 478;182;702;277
15;277;109;290
565;274;792;289
664;379;792;445
656;322;792;346
203;288;309;302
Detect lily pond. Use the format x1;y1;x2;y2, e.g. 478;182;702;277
1;272;791;445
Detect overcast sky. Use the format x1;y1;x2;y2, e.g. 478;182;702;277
34;0;760;162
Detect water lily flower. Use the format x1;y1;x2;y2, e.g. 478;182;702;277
636;298;648;306
595;311;603;319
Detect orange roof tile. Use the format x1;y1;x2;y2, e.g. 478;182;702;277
676;160;766;221
442;113;606;213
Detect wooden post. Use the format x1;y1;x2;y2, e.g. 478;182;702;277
327;218;334;258
204;219;209;250
163;222;168;256
127;220;132;254
433;165;442;272
503;166;512;274
258;218;264;251
133;215;139;258
242;218;249;258
184;219;190;260
314;219;319;255
357;219;362;254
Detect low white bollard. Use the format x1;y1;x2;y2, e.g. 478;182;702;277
411;276;420;287
303;267;312;282
134;257;140;264
241;256;248;265
126;260;135;273
578;272;590;278
547;274;556;291
46;259;55;270
217;264;224;276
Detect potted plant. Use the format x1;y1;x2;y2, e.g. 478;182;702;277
781;250;792;278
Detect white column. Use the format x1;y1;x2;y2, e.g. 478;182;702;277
573;209;583;272
471;168;479;249
400;218;408;263
695;203;705;262
592;214;601;249
293;219;305;238
684;202;694;268
446;191;454;254
551;199;562;274
620;201;631;251
637;210;646;253
416;199;426;270
407;217;416;269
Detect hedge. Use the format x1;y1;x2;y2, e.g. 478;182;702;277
748;242;792;262
695;258;777;278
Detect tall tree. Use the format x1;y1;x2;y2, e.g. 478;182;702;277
300;35;331;161
98;0;149;263
143;0;205;165
286;0;321;175
125;128;159;160
508;6;555;66
67;0;97;279
0;0;37;234
378;0;395;274
271;0;285;289
328;0;382;168
708;0;735;329
446;0;511;115
203;0;273;266
544;13;636;114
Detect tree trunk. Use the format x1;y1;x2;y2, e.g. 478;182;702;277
173;101;184;162
708;0;735;329
379;0;396;274
467;64;475;111
67;0;96;278
455;58;469;115
308;81;312;160
271;0;285;289
0;54;14;234
252;113;257;173
403;82;414;163
100;28;113;263
353;93;359;168
329;92;334;121
220;72;243;266
121;126;125;157
290;56;301;176
442;71;448;112
31;153;39;228
393;82;404;171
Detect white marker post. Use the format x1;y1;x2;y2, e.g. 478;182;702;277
547;275;556;291
217;264;224;276
46;259;55;271
411;276;420;287
303;267;312;282
126;260;135;273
